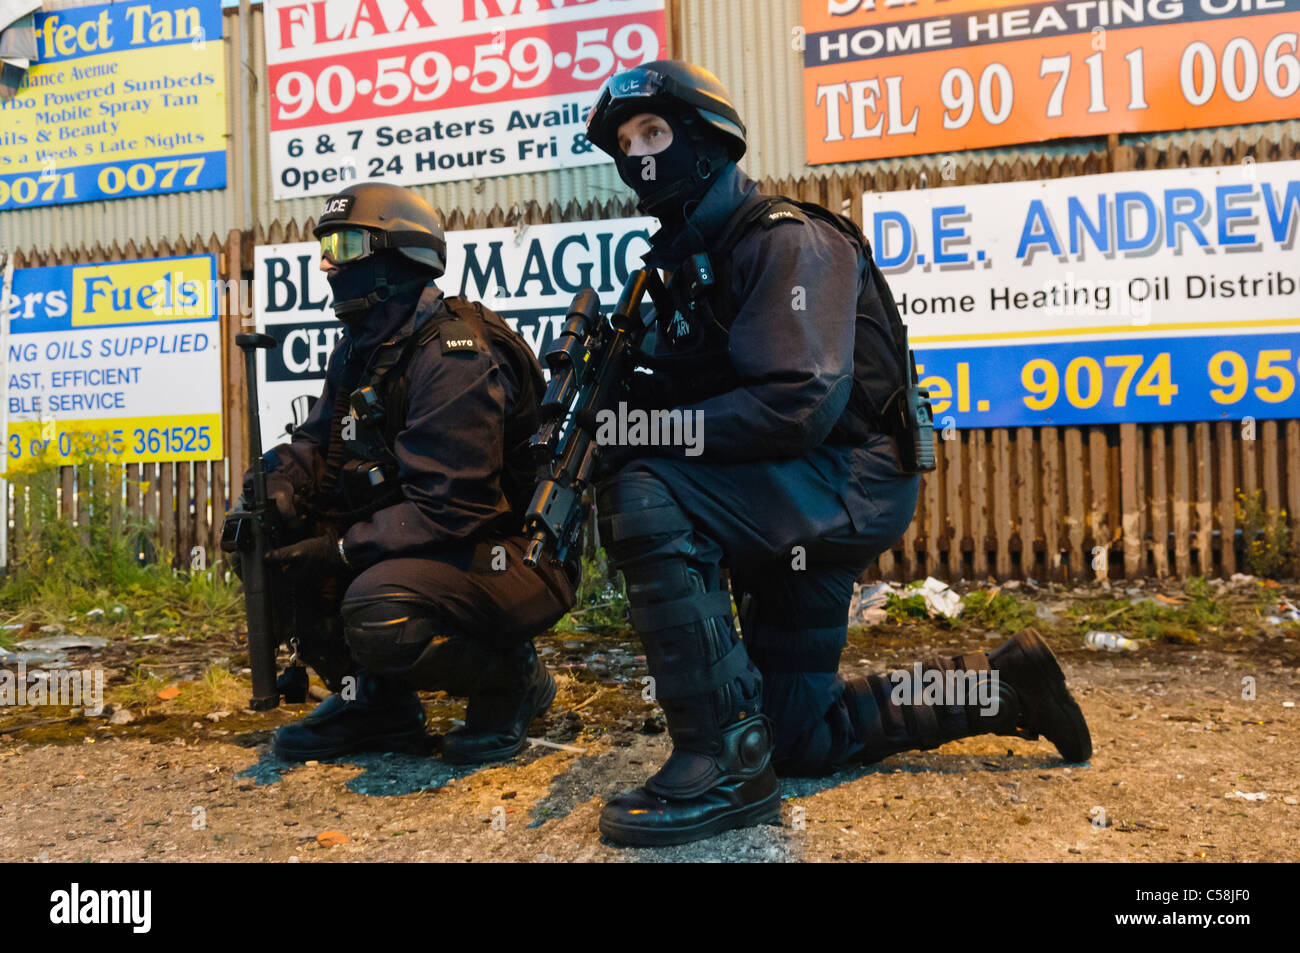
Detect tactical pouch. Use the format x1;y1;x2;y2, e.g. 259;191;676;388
896;350;936;474
339;458;399;513
346;386;390;459
335;379;403;514
872;278;935;475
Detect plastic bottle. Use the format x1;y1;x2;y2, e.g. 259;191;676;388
1084;630;1140;652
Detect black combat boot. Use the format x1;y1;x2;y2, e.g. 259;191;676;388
441;642;557;764
271;669;428;762
842;627;1091;765
985;627;1092;762
596;471;781;846
599;569;780;847
600;714;780;847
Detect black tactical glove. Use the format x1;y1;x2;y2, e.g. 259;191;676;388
247;469;297;502
265;534;346;577
243;455;308;534
242;450;282;496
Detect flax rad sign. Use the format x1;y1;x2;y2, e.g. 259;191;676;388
869;160;1300;428
251;217;654;449
263;0;666;199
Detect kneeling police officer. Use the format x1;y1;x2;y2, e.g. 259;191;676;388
583;61;1092;846
240;183;575;764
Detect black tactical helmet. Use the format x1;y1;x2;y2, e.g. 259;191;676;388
312;183;446;276
585;60;746;161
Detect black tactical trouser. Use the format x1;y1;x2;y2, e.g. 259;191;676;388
284;534;575;695
598;433;920;776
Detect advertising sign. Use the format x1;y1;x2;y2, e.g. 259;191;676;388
252;216;655;449
263;0;666;199
0;0;226;210
3;255;225;464
803;0;1300;163
869;160;1300;427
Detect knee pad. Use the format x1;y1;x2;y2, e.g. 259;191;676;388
342;594;507;695
341;594;443;675
596;470;694;568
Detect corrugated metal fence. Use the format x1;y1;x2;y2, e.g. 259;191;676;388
11;1;1298;256
10;122;1299;581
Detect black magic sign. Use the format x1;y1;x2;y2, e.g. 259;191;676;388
251;217;655;448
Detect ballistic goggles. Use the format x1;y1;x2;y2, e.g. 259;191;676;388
319;227;379;265
588;67;677;134
586;65;744;160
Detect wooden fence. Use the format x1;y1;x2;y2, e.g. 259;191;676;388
9;129;1299;581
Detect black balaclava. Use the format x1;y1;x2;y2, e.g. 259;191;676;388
327;249;431;329
614;110;729;230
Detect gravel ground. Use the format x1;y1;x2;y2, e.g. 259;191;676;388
2;585;1298;863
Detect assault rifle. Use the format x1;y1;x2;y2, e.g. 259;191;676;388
522;269;653;569
220;333;283;710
